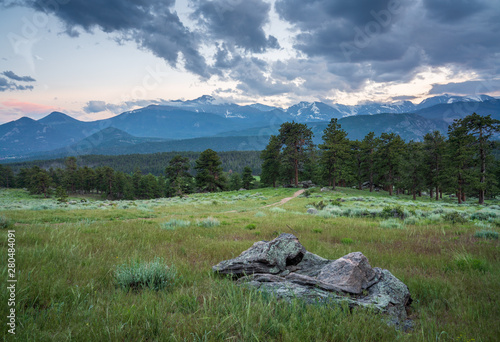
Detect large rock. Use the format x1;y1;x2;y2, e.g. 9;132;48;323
212;233;306;276
213;234;412;326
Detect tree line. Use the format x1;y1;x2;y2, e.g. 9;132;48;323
1;112;499;204
2;151;263;176
0;150;257;200
260;113;500;204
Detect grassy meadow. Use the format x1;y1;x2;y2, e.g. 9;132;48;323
0;187;499;341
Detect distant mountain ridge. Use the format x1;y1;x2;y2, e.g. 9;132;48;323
0;94;498;160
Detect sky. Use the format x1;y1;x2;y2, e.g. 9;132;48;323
0;0;499;124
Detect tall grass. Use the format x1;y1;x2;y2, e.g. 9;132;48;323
0;187;499;341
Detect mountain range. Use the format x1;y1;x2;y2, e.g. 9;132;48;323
0;94;498;161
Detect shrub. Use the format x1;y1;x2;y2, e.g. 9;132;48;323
470;210;498;221
197;217;220;227
443;211;468;224
245;223;257;230
474;221;492;229
254;211;266;217
379;219;406;229
310;200;327;210
474;230;499;240
381;206;405;219
454;254;488;273
115;258;177;291
312;228;323;234
269;207;286;213
340;238;354;245
161;219;191;230
0;216;13;229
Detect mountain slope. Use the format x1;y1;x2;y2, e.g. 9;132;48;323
415;99;500;123
216;113;449;143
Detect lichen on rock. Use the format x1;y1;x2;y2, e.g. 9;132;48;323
213;233;412;326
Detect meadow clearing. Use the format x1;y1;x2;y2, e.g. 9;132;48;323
0;187;499;341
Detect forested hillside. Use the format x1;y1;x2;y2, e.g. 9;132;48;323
3;151;263;176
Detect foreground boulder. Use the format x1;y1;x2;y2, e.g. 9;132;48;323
213;233;412;326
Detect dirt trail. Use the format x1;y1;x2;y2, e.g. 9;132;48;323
263;189;305;207
226;189;305;213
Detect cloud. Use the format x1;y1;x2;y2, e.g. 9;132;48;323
1;99;58;114
12;0;212;77
429;79;500;96
192;0;279;53
83;99;166;114
274;0;500;94
0;76;34;91
2;70;36;82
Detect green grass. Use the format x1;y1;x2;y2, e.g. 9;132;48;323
161;219;191;230
0;187;499;341
115;257;178;291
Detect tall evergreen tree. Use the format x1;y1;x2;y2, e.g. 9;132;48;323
319;118;349;189
375;133;405;196
398;141;426;200
165;155;191;196
462;113;500;204
229;172;242;191
29;167;52;198
260;135;281;187
195;149;226;192
278;122;314;187
423;131;447;200
0;165;14;188
446;120;476;204
64;156;79;193
360;132;377;192
241;166;255;190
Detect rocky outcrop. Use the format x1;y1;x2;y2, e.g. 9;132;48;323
213;233;412;326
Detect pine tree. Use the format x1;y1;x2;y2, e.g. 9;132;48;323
278;122;314;187
165;155;191;196
375;133;405;196
64;157;79;193
423;131;447;200
260;135;281;187
398;141;426;199
0;165;14;188
29;167;52;198
462;113;500;204
360;132;376;192
446;120;476;204
195;149;226;192
319;118;349;189
241;167;255;190
229;172;242;191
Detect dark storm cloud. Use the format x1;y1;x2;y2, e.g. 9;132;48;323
422;0;485;23
2;70;36;82
192;0;279;53
275;0;500;94
12;0;212;77
0;76;34;91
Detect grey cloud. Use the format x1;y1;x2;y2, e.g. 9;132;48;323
422;0;485;23
192;0;279;53
0;76;34;91
83;99;166;114
83;101;108;113
2;70;36;82
273;0;500;95
429;80;500;96
16;0;211;77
